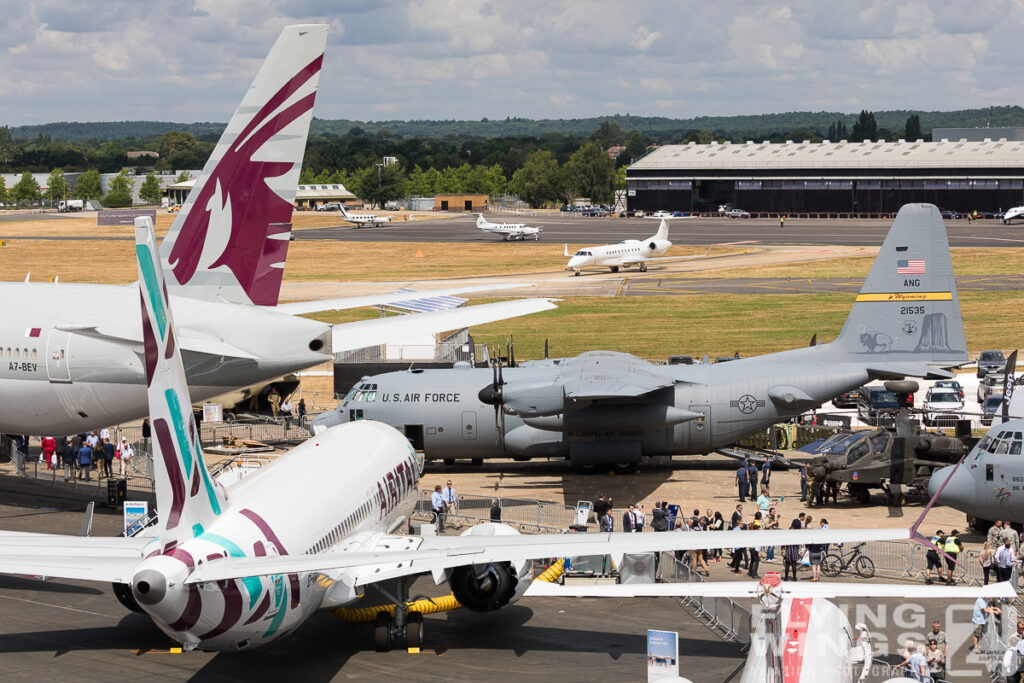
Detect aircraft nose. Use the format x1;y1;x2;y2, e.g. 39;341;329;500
929;464;974;509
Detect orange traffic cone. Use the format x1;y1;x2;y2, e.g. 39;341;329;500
414;249;424;258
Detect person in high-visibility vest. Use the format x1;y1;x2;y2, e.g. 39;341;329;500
944;529;964;585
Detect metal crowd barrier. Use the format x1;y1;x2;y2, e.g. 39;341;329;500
662;552;752;646
410;509;563;536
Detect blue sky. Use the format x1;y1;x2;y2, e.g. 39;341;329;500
3;0;1023;125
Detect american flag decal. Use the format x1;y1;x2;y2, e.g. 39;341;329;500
897;259;926;275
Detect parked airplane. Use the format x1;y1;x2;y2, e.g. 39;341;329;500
340;204;393;227
565;218;688;275
0;220;906;653
1004;206;1024;224
475;213;542;241
929;354;1024;529
529;574;1013;682
314;204;968;470
0;25;553;436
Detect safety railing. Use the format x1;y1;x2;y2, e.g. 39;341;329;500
416;492;583;531
409;509;564;536
661;551;752;646
14;449;157;501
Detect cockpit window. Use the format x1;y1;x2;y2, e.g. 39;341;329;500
575;250;592;256
822;433;860;455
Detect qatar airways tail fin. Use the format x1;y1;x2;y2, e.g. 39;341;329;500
159;24;328;306
137;217;227;542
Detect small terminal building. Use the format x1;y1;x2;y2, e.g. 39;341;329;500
626;138;1024;216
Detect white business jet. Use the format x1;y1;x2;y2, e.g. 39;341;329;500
340;204;393;227
1004;206;1024;224
565;218;689;275
0;25;554;436
475;213;542;241
0;239;907;654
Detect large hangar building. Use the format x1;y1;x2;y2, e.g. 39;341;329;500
626;138;1024;216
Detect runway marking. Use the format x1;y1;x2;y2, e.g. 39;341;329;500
0;593;118;619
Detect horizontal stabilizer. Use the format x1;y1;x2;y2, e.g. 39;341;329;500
0;532;150;583
331;298;557;353
273;283;536;315
525;579;1017;600
866;364;954;380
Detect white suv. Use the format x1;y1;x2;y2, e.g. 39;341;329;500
724;208;750;218
924;387;964;426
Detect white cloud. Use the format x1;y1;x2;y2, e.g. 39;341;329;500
0;1;1022;125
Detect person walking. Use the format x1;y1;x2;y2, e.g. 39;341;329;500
116;437;134;477
730;523;748;574
746;459;759;498
41;435;56;469
61;440;76;482
489;499;502;522
761;458;771;489
747;525;761;579
623;504;638;532
997;537;1016;583
101;438;115;479
924;530;945;584
735;461;749;502
442;480;457;514
76;441;93;481
430;484;446;532
267;388;282;418
779;214;785;229
281;398;293;430
980;542;995;585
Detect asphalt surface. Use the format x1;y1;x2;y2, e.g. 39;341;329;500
0;495;742;683
294;215;1024;247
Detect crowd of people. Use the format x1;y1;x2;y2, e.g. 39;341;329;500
15;430;138;482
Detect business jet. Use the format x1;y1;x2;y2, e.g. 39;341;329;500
476;213;542;241
530;574;1011;683
340;204;393;227
0;222;906;653
565;218;691;275
0;25;553;436
1004;206;1024;224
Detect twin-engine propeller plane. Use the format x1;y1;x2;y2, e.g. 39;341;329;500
0;24;553;436
475;213;542;241
339;204;394;227
0;217;907;653
315;204;968;471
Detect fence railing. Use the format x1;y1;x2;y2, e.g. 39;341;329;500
661;552;752;645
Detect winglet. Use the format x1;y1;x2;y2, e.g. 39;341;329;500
563;243;569;257
136;217;227;542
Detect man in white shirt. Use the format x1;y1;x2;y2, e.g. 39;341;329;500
633;504;645;531
442;480;457;512
99;427;110;441
997;538;1017;583
85;431;99;448
430;484;446;532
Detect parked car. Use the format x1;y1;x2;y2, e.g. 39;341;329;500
831;390;859;409
923;387;964;426
939;209;960;220
977;374;1006;403
932;379;964;400
981;396;1004;425
977;349;1006;378
667;355;694;365
651;210;673;219
316;202;342;212
724;208;750;218
857;385;900;427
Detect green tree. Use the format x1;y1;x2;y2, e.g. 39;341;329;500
159;130;197;158
851;110;878;141
407;165;440;196
590;120;626;148
0;176;8;205
509;150;562;208
905;114;922;141
562;142;615;204
104;169;135;207
10;171;41;205
175;170;192;183
138;173;163;204
350;164;406;208
73;169;103;199
46;168;70;204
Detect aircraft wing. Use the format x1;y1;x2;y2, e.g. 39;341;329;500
559;357;676;400
273;284;537;315
183;527;906;585
0;532;151;583
331;298;557;353
526;579;1017;600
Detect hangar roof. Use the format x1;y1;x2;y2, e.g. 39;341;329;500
165;179;355;199
629;138;1024;172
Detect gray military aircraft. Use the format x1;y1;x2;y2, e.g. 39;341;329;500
315;204;968;470
929;354;1023;530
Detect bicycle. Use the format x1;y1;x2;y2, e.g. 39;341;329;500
821;541;875;578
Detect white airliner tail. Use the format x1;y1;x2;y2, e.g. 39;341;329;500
159;24;328;307
476;213;490;230
652;218;669;242
137;217;227;542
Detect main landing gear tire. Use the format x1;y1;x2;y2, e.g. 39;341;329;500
614;462;639;474
573;271;580;277
639;264;647;272
443;458;455;466
374;611;392;652
471;458;483;466
406;611;423;649
610;266;619;273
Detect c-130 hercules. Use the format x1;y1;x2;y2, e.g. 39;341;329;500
316;204;969;471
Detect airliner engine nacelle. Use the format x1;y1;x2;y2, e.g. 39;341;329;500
523;404;700;432
446;523;531;612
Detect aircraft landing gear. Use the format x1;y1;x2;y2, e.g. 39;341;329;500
639;264;647;272
848;483;871;504
573;270;580;277
371;578;424;652
610;266;619;273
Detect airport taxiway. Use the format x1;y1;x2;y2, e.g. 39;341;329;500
294;214;1024;247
